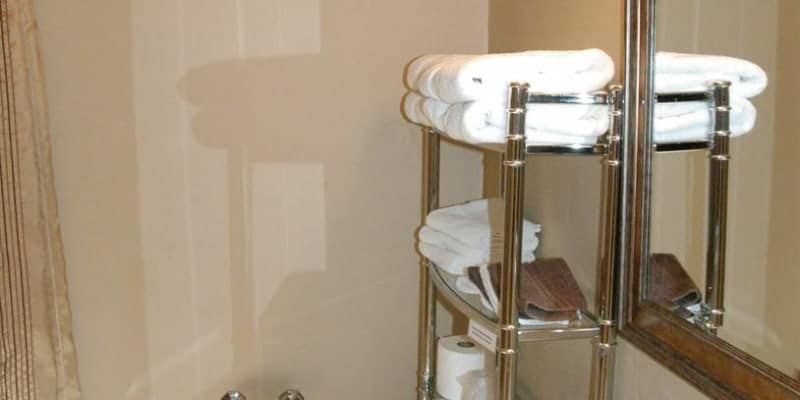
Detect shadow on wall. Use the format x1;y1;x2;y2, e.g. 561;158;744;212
176;53;421;398
120;0;486;397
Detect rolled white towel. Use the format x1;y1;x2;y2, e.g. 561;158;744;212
656;52;768;98
405;49;615;103
403;92;757;145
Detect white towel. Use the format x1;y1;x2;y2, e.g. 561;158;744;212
405;49;615;103
656;52;768;98
403;92;757;145
417;198;541;275
418;242;482;275
418;226;538;275
425;198;542;250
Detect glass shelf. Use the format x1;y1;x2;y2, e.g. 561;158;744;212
428;262;600;343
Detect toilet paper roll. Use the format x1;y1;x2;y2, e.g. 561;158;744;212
436;335;488;400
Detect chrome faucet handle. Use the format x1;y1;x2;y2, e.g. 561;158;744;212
221;390;247;400
278;389;304;400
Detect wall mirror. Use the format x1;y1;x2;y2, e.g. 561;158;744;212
620;0;800;398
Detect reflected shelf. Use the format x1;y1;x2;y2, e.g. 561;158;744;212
654;140;711;153
428;262;600;343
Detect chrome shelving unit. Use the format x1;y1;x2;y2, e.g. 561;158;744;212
414;82;728;400
416;84;623;400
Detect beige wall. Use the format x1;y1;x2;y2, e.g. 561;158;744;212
36;0;797;398
765;0;800;378
35;1;488;399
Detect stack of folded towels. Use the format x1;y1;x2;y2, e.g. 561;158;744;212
418;198;541;275
402;49;767;145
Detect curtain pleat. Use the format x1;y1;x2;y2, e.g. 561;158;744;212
0;0;81;399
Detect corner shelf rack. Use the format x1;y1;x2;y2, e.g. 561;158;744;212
415;83;730;400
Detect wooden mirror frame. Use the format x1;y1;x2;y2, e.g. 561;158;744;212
616;0;800;399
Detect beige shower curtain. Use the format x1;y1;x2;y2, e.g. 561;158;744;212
0;0;81;399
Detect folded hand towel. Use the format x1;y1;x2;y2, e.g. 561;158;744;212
656;52;768;98
648;253;702;311
405;49;615;103
417;198;541;274
466;259;587;322
418;226;538;275
425;198;542;250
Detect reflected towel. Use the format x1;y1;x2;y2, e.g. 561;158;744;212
656;52;768;98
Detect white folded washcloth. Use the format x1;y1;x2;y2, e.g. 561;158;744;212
418;226;539;275
419;226;540;262
417;198;542;275
656;52;768;98
420;241;532;276
425;198;542;250
405;49;615;103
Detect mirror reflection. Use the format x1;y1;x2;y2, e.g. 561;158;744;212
649;0;799;380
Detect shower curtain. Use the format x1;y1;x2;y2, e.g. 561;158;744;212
0;0;81;399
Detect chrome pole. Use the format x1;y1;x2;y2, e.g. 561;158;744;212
497;83;528;400
618;0;657;318
589;85;623;400
417;127;440;399
703;81;731;334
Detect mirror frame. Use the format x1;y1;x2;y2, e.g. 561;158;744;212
616;0;800;399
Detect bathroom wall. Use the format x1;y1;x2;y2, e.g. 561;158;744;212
34;1;488;399
765;0;800;379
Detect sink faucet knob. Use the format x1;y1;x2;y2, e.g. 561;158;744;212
221;390;247;400
278;389;304;400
